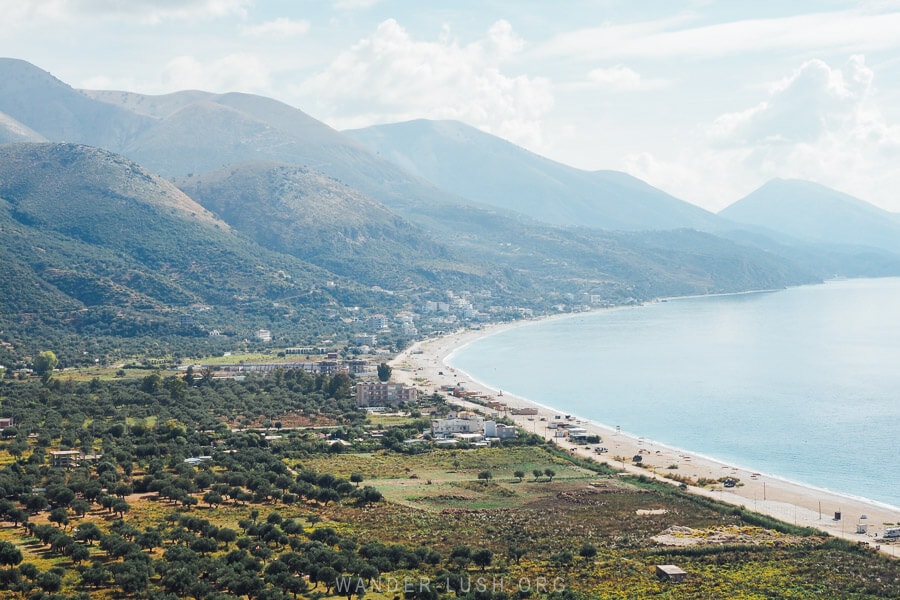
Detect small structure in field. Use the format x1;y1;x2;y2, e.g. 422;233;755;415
655;564;687;583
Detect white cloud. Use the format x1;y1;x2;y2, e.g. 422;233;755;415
588;65;641;90
536;9;900;62
162;54;271;92
710;56;872;146
583;65;667;92
3;0;250;25
241;17;311;38
300;19;553;149
622;147;759;212
626;55;900;211
333;0;381;10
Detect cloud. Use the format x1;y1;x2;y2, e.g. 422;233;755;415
588;65;642;90
162;54;271;92
709;57;871;146
241;17;311;38
300;19;553;149
626;55;900;211
4;0;250;25
536;9;900;62
581;65;668;92
333;0;381;10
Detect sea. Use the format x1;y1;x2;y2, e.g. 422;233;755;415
447;277;900;509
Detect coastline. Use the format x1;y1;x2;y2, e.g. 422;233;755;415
391;318;900;556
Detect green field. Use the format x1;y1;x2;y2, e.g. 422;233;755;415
0;372;895;599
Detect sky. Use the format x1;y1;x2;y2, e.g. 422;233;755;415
3;0;900;212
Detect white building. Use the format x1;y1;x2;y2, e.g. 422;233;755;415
432;412;485;436
355;334;378;346
484;420;517;440
366;314;390;330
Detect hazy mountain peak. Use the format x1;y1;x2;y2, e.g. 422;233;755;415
0;142;227;230
82;89;216;119
346;118;720;231
0;58;152;149
720;177;900;254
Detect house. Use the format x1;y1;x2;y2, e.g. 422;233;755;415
432;412;485;436
454;432;485;444
355;334;378;346
255;329;272;342
495;424;517;439
317;360;343;375
565;426;589;441
365;314;390;330
656;565;687;583
50;450;83;468
49;450;104;469
345;359;371;374
356;381;418;406
0;417;14;429
484;420;517;440
285;347;315;355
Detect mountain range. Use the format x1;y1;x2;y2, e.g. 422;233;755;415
1;57;899;366
345;119;722;231
720;178;900;254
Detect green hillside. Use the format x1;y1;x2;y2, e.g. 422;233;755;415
176;162;476;290
0;143;818;370
0;144;377;367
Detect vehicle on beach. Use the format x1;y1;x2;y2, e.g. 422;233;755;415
884;527;900;539
594;447;608;454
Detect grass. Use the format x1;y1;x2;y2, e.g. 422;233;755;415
297;446;593;483
365;414;420;427
125;415;158;429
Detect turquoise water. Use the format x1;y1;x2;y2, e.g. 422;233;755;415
447;278;900;508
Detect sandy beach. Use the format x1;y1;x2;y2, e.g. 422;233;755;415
390;320;900;557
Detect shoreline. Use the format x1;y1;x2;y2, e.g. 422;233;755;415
391;318;900;556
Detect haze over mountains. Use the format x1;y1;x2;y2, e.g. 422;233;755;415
1;57;899;365
345;119;722;231
720;178;900;254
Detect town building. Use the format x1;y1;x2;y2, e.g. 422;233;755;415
49;451;103;469
431;411;485;436
355;381;418;407
365;314;390;330
484;420;517;440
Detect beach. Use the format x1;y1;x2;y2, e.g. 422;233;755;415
390;321;900;556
